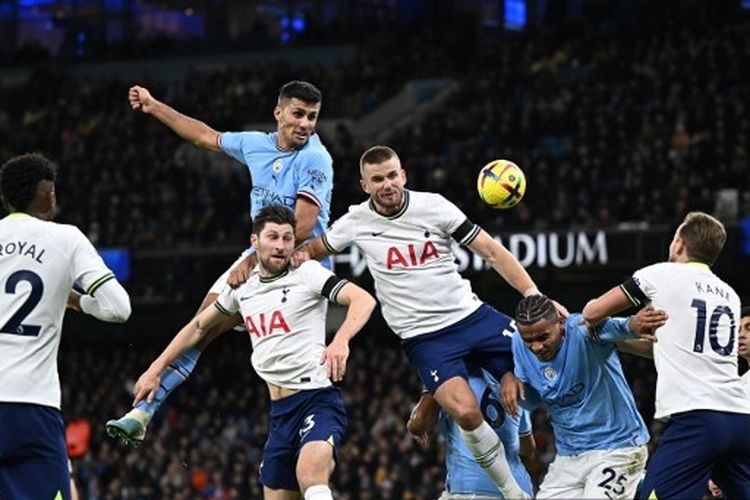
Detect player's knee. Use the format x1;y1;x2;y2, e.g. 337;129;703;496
296;463;331;492
451;404;483;430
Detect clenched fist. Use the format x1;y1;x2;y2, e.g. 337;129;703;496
128;85;156;114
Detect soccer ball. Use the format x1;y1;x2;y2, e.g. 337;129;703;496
476;159;527;209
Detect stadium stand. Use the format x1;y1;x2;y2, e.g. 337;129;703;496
2;2;749;498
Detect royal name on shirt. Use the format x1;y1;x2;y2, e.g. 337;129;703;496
0;240;45;263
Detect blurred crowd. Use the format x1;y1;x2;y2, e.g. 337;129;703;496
1;20;747;251
60;328;447;499
60;319;663;500
388;21;750;229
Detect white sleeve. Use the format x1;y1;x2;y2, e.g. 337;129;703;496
621;263;663;306
69;227;118;294
321;210;357;253
215;286;240;316
79;279;131;323
435;195;469;234
298;261;349;303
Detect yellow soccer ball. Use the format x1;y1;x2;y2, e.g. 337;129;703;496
476;159;527;209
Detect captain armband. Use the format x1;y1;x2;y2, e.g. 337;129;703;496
321;276;349;304
452;218;481;246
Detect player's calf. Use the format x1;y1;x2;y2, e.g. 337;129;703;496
434;377;529;499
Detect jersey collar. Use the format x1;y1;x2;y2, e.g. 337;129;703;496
369;190;410;220
3;212;34;220
259;268;290;283
687;261;711;270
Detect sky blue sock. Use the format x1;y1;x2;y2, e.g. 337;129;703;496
135;347;201;418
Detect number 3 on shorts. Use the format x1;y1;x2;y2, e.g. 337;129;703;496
597;467;627;496
299;414;316;437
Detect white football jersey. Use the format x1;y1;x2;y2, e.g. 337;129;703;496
215;260;348;390
0;214;116;409
622;262;748;419
322;190;482;339
741;370;750;395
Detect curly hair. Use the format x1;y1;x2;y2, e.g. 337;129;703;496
0;153;57;212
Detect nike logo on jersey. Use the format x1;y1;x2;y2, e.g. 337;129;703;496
240;296;252;301
371;231;385;236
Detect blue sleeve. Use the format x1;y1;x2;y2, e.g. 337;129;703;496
511;334;529;383
296;150;333;209
592;317;637;343
518;409;532;436
219;132;256;165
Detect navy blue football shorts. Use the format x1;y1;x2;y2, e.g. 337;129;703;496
402;304;515;394
638;409;750;500
0;402;71;500
259;386;347;491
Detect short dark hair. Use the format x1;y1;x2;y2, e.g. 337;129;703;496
0;153;56;212
252;205;296;235
359;145;399;177
742;306;750;319
515;295;559;326
278;81;322;105
678;212;726;265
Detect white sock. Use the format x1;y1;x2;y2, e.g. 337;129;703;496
460;421;529;499
304;484;333;500
124;408;150;427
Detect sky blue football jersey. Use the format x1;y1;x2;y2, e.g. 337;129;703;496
512;313;649;456
219;131;333;250
439;367;533;497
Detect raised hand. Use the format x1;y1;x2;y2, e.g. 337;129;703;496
320;338;350;382
500;371;526;418
128;85;156;114
132;367;162;406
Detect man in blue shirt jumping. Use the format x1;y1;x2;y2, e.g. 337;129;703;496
106;81;334;446
502;295;667;499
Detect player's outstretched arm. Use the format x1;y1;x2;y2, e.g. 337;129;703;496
407;392;440;448
67;280;131;323
467;230;539;297
294;197;321;244
582;286;633;326
133;305;228;405
320;283;376;382
128;85;221;152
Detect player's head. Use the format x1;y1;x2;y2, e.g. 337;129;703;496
515;295;564;361
738;306;750;360
359;145;407;213
0;153;57;219
251;205;297;275
274;81;322;151
668;212;726;265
